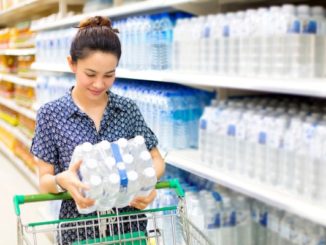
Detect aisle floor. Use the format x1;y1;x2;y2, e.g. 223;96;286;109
0;152;51;244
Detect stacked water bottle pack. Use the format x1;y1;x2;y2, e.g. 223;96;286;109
71;136;157;214
199;96;326;203
154;166;326;245
112;79;214;150
173;4;326;78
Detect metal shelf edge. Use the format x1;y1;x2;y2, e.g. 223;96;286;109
166;149;326;227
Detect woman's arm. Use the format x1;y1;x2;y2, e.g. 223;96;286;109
150;147;165;179
36;158;94;209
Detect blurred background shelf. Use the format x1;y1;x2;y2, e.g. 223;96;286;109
0;97;36;120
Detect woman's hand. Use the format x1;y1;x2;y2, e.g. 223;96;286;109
130;189;157;210
56;160;95;209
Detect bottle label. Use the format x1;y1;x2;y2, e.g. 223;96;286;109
227;124;236;137
207;213;220;229
200;119;207;130
259;132;267;145
303;20;317;34
289;20;301;34
111;143;128;188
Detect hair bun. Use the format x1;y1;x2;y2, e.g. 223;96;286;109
78;16;119;33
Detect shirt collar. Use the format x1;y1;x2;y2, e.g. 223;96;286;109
63;87;126;119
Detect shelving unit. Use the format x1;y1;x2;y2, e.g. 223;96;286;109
0;0;85;26
31;63;326;97
0;140;37;188
0;73;36;87
0;48;35;56
0;97;36;120
31;0;219;31
0;120;32;148
166;149;326;227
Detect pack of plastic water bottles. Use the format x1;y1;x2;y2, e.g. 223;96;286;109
70;135;157;214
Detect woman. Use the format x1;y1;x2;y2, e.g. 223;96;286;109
31;16;165;243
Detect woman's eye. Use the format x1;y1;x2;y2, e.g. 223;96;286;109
86;74;95;77
105;75;113;78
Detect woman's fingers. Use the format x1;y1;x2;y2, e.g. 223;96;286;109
74;179;90;191
130;190;157;209
69;186;95;208
69;159;83;172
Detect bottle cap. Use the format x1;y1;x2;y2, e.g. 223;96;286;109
127;171;138;181
117;138;128;148
109;173;120;184
105;157;116;169
140;151;151;161
134;135;145;145
90;175;102;187
99;140;111;150
86;159;98;170
123;154;133;164
144;167;156;177
82;142;93;152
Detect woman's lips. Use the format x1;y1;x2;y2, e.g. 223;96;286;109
88;89;104;96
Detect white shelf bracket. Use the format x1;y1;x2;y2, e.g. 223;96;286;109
59;0;68;19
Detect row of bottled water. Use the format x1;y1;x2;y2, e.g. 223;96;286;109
174;4;326;78
35;4;326;78
156;166;326;245
71;136;157;214
112;79;213;151
35;72;74;106
199;96;326;203
35;28;77;64
113;13;178;70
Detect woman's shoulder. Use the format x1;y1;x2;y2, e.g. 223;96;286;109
36;95;69;119
109;91;137;110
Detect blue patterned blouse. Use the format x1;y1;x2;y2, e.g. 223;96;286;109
31;88;158;243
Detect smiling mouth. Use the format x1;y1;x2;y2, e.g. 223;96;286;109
88;89;104;95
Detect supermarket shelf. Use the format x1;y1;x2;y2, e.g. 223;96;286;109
0;140;37;188
166;149;326;227
0;0;84;26
0;48;35;56
0;97;36;120
0;120;32;148
31;63;326;97
31;0;203;31
31;62;70;73
0;73;36;87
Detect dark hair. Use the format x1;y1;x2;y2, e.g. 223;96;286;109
70;16;121;62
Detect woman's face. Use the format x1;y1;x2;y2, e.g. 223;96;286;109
68;51;118;102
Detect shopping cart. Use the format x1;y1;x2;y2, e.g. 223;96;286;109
14;179;212;245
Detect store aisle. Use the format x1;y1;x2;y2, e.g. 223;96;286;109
0;152;51;244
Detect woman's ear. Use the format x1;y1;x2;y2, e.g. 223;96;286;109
67;56;77;73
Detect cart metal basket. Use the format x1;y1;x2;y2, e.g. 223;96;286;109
13;179;212;245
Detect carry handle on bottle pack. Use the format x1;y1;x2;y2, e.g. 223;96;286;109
13;179;184;216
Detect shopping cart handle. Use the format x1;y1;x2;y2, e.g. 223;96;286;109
13;192;71;216
13;179;184;216
155;179;185;198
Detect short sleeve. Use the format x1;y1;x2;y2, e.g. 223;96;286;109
30;105;58;165
130;102;158;150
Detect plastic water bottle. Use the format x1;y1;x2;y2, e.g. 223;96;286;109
234;196;252;245
97;173;120;211
312;6;326;77
138;167;157;196
220;196;236;245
